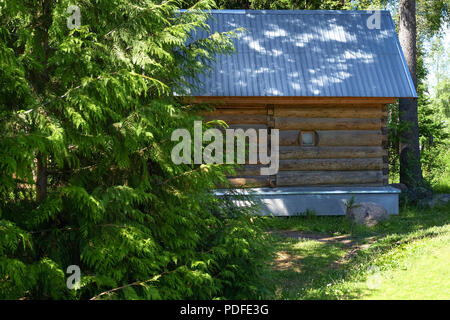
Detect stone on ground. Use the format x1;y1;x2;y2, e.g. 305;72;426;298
346;202;389;227
419;194;450;208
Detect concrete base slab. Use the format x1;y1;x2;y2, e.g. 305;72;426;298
215;186;401;216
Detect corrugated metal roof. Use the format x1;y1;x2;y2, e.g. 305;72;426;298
186;10;417;98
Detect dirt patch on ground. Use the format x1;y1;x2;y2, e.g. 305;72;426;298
271;230;354;246
273;251;303;272
270;230;376;269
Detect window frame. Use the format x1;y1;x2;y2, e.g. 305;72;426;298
299;131;316;146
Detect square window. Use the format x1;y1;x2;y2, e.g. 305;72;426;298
300;131;315;146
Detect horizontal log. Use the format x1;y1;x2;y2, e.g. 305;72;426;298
202;108;267;115
279;130;301;146
226;124;268;131
203;114;267;125
274;117;381;130
317;130;382;146
226;176;273;188
230;159;383;176
233;165;264;176
279;146;386;159
276;170;383;186
204;103;267;109
273;103;384;108
278;158;383;171
229;159;383;176
274;106;382;118
224;129;382;147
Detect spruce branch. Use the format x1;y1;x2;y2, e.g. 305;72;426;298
90;269;176;300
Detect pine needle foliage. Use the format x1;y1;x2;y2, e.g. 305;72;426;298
0;0;270;300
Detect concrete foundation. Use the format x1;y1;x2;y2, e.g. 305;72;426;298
215;186;401;216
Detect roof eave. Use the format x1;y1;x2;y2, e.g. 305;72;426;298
185;96;397;105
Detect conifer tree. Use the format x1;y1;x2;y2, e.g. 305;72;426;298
0;0;269;299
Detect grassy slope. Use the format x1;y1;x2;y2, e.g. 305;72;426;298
365;231;449;299
258;203;450;300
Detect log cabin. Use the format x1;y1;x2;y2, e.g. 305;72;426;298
184;10;417;215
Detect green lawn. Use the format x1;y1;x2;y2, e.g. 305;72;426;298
364;232;450;299
258;203;450;300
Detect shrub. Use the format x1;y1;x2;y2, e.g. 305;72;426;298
0;0;270;300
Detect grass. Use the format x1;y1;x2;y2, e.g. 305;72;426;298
257;203;450;300
364;232;450;299
255;143;450;299
431;150;450;193
432;170;450;194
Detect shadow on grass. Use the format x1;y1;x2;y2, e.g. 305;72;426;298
259;203;450;300
260;203;450;241
264;236;349;299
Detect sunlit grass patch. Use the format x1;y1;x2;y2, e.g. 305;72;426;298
321;224;450;300
264;236;348;299
364;231;450;299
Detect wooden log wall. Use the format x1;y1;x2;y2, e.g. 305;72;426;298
200;101;388;188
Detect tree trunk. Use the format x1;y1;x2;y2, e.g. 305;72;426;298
36;152;48;202
398;0;423;188
32;0;53;202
